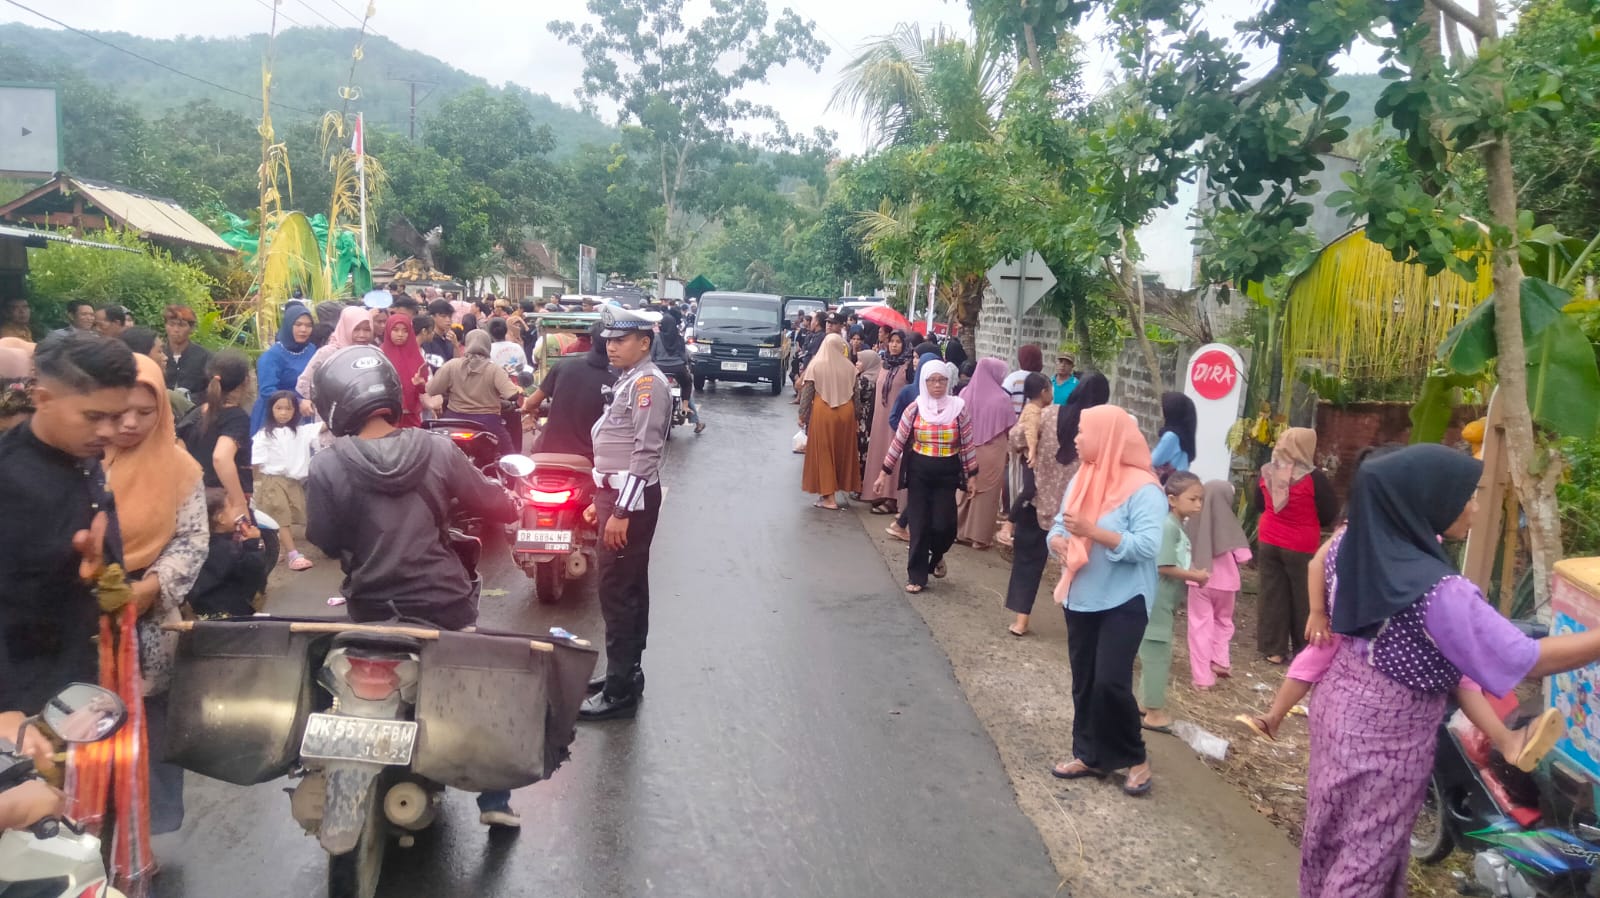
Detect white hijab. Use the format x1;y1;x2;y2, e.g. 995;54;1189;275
915;360;963;426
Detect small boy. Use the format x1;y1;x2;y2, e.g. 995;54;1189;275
187;488;268;619
1138;471;1209;732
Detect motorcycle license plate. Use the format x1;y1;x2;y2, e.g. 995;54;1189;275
720;361;748;372
517;529;573;551
670;385;682;397
299;713;417;766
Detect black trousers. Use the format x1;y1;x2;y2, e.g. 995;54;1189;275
1257;541;1313;658
904;452;961;587
1004;511;1049;615
1065;595;1148;771
595;482;663;693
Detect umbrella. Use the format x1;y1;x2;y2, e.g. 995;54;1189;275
858;304;911;333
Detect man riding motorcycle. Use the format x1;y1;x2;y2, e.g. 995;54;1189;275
303;345;522;828
520;322;616;460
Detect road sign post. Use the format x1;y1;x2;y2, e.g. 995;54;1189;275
985;251;1057;360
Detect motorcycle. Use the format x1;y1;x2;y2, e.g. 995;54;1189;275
162;617;597;898
422;418;506;537
668;381;686;438
0;683;130;898
1410;621;1600;898
501;454;598;605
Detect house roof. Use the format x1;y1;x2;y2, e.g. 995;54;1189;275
0;173;236;254
0;223;139;253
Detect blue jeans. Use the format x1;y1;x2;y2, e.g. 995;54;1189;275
476;790;512;812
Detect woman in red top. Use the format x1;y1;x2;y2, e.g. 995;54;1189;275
379;312;429;428
1252;427;1338;663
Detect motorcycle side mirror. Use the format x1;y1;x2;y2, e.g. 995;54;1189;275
39;683;126;744
498;455;536;478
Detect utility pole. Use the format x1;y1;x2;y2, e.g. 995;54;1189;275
385;69;437;140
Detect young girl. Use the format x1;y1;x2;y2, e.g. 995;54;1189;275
179;350;254;525
997;372;1053;548
1186;480;1252;688
252;390;323;571
1138;471;1209;731
186;488;268;619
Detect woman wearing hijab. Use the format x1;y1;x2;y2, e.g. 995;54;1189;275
1298;444;1600;897
1003;372;1111;636
1047;404;1165;796
105;354;208;833
250;302;314;434
1150;391;1198;477
427;329;521;452
1252;427;1339;663
861;332;911;514
955;357;1017;549
877;359;978;592
883;352;944;540
853;350;882;488
380;312;429;428
799;332;862;509
296;306;375;416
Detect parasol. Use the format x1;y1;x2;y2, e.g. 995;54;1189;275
858;304;912;333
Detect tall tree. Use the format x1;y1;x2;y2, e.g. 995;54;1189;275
549;0;830;279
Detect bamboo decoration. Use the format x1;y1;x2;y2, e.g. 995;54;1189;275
1282;227;1493;387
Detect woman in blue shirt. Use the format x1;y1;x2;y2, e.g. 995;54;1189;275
1048;405;1166;796
1150;391;1197;477
249;302;314;434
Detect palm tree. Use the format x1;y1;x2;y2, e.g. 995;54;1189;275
830;25;1007;150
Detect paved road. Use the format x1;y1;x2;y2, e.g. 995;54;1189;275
154;382;1063;898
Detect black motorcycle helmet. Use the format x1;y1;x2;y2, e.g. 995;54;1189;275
312;345;403;437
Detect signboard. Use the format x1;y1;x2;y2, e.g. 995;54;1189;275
577;244;598;295
1181;343;1246;484
0;84;60;177
985;251;1056;319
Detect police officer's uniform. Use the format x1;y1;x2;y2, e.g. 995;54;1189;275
581;305;671;719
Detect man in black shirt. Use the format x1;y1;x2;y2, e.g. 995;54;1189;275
521;323;615;460
0;332;137;713
420;299;459;370
162;304;211;399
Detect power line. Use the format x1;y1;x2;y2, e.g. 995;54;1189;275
322;0;368;27
1;0;323;117
290;0;344;29
248;0;304;29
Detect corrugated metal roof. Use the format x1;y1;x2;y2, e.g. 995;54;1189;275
71;178;236;254
0;224;139;253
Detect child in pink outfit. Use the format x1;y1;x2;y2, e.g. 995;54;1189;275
1186;481;1252;688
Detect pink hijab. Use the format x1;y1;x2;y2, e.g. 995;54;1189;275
1053;405;1161;602
329;306;372;351
963;357;1017;445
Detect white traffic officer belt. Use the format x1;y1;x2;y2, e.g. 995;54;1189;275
593;471;659;491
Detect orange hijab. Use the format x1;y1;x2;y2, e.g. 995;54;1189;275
1052;405;1160;603
104;355;204;571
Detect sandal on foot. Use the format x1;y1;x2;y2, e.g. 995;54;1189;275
1051;760;1104;780
1211;663;1233;679
287;551;314;571
1123;768;1154;796
886;524;910;541
868;504;895;515
1007;626;1030;637
932;560;947;579
1234;714;1277;741
1141;718;1174;735
904;584;924;594
1511;708;1564;772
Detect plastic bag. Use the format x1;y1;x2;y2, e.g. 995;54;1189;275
792;429;808;453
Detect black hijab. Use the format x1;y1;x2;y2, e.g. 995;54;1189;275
1332;444;1483;637
1159;391;1198;461
1055;372;1110;465
943;336;968;369
879;330;916;404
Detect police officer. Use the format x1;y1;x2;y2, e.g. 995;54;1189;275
580;305;671;720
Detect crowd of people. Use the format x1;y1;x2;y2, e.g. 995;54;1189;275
794;327;1600;895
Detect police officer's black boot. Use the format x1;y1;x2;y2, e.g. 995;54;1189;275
587;665;644;696
579;672;640;721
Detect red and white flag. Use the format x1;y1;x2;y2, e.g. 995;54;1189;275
351;112;364;168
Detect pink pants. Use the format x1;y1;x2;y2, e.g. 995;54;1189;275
1187;586;1236;686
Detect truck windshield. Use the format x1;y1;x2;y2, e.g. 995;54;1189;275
698;297;779;329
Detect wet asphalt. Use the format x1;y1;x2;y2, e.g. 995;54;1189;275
153;381;1064;898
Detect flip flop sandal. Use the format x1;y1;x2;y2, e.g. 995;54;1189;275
1051;760;1105;780
812;499;841;510
1141;720;1174;735
1123;772;1154;796
1007;626;1030;637
886;526;909;541
932;561;947;579
1512;707;1565;772
1234;714;1276;741
904;584;924;594
869;505;895;515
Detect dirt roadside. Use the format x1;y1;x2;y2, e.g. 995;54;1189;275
854;507;1301;898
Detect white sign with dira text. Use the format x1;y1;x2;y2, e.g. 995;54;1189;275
1182;343;1247;485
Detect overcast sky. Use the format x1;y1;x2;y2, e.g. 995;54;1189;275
2;0;1386;156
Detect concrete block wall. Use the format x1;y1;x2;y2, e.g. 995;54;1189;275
1108;338;1190;438
975;286;1063;364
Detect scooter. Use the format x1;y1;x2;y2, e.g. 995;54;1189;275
502;454;597;604
161;617;597;898
0;683;131;898
422;418;507;537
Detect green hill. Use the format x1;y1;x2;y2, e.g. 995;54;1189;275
0;23;615;155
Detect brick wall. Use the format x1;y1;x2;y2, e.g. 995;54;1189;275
975;285;1063;364
1314;401;1482;499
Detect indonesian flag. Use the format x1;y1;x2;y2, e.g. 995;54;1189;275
351;113;364;169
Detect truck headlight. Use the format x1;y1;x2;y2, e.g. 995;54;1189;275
688;343;707;354
758;347;780;358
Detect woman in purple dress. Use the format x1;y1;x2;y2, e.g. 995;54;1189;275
1301;444;1600;897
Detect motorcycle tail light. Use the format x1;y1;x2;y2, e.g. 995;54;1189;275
537;513;557;527
344;657;415;701
528;488;574;506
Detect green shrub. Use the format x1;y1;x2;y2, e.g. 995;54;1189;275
1559;436;1600;558
24;229;218;341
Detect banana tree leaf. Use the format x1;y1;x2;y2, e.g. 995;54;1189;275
1409;371;1481;444
1439;298;1496;374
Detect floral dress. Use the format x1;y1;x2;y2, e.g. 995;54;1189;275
854;373;876;481
137;484;210;696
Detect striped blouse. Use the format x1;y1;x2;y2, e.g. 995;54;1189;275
882;405;979;475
